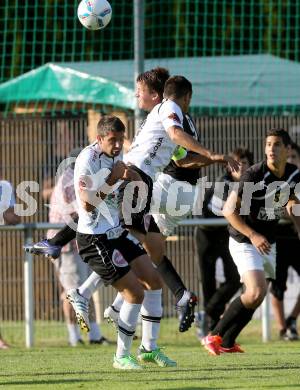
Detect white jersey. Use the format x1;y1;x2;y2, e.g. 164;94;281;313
124;99;183;179
74;142;122;234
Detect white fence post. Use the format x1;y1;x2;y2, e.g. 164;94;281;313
262;291;271;342
24;226;34;348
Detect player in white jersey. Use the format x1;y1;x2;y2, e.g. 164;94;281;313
74;115;176;370
119;74;240;331
26;69;239;333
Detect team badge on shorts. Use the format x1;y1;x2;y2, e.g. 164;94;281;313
112;249;129;267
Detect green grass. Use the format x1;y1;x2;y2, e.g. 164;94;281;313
1;320;300;390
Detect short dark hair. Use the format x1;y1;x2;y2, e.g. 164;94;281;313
266;128;291;147
97;115;125;137
290;142;300;157
137;67;170;99
163;75;193;100
230;147;254;166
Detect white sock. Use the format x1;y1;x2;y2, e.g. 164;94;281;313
176;290;191;307
111;292;124;311
116;300;141;358
141;289;162;351
67;323;81;346
89;322;102;341
78;272;103;299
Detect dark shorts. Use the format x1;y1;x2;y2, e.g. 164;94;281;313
119;165;160;235
76;230;146;286
270;235;300;300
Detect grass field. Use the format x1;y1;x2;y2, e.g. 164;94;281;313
1;319;300;390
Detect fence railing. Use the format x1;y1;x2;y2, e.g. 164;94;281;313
0;219;272;347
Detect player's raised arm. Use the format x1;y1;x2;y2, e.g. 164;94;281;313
161;76;240;172
172;148;213;168
168;126;240;172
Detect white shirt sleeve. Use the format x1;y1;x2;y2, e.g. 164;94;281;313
74;149;111;193
158;100;184;131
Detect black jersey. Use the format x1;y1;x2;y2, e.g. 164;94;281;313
229;161;300;244
163;113;201;185
198;173;234;232
203;173;233;218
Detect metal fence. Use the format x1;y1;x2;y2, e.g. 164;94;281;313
1;114;300;347
0;219;274;348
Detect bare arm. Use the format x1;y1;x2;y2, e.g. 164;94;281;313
174;152;214;169
3;207;21;225
167;125;240;172
223;191;271;254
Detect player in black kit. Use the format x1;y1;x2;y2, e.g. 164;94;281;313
202;128;300;355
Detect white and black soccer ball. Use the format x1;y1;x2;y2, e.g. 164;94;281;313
77;0;112;30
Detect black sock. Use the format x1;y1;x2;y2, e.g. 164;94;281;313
211;296;253;338
48;223;77;247
156;256;186;302
221;304;255;348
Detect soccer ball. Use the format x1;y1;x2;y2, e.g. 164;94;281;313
77;0;112;30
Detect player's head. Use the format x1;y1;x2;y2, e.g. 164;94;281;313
163;76;193;113
136;67;170;111
228;147;254;181
288;142;300;169
265;128;291;166
96;115;125;157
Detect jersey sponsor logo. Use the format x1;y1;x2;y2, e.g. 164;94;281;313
112;249;128;267
168;112;181;124
149;137;164;159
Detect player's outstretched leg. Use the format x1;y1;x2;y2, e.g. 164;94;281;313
176;291;198;333
23;223;77;259
24;238;62;260
66;288;90;332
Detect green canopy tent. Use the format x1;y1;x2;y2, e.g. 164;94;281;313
0;63;135;113
1;54;300;115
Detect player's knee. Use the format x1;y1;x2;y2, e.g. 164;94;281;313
144;235;165;263
244;286;267;308
141;270;163;290
147;244;164;264
148;275;163;290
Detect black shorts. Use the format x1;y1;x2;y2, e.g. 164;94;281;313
119;165;160;234
270;235;300;300
76;230;146;286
